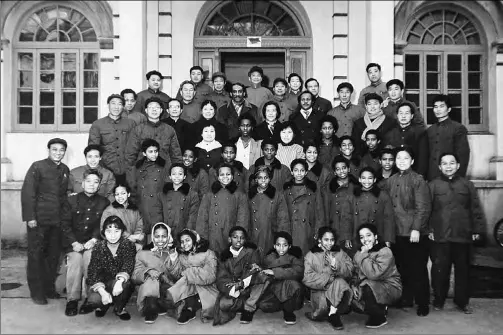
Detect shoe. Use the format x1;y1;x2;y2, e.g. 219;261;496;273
433;301;444;311
305;312;323;322
457;305;473;314
144;312;158;324
365;316;388;329
95;308;107;318
328;313;344;330
79;299;95;314
115;308;131;321
46;291;60;299
177;309;196;325
416;305;430;317
283;311;297;325
31;297;48;305
240;310;254;324
65;300;79;317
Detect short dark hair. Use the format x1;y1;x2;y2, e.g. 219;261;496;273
261;139;278;151
182;146;200;157
339;135;355;146
386;79;404;90
316;226;337;242
337;82;354;93
167;98;182;109
211;71;226;81
297;91;316;105
304;78;319;89
273;231;293;246
47;138;67;149
273;77;288;88
302;140;318;153
238;112;257;127
141;138;160;152
248;66;264;77
395;145;415;161
397;101;416;115
189;66;204;74
146;70;163;80
177;228;198;245
252;165;273;179
200;99;217;112
276;121;299;139
359;166;377;178
290;158;308;171
113;183;132;195
439;152;460;164
179;80;196;91
83;169;103;181
101;215;127;236
228;225;248;238
287;73;303;87
262;101;281;120
120;88;137;100
331;155;350;171
379;147;396;159
365;129;381;141
357;223;378;237
364;93;383;105
217;162;235;176
144;96;164;110
320;115;339;134
231;82;248;98
107;94;124;105
432;94;452;109
169;162;187;175
221;142;237;153
366;63;381;72
83;144;103;157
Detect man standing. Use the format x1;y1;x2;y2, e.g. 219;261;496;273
208;72;231;109
21;138;70;305
357;63;389;106
176;65;212;104
290;91;324;146
120;88;147;125
134;70;171;114
382;79;425;128
88;94;136;184
305;78;333;114
328;82;365;137
178;80;202;123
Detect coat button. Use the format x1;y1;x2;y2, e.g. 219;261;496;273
181;207;184;210
215;212;218;215
255;228;258;230
86;217;89;220
150;194;153;197
214;223;218;226
336;211;339;214
371;219;375;223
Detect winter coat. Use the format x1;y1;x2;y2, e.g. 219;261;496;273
152;183;200;232
123;110;147;126
100;201;144;240
176;82;212;105
161;117;191;151
307;162;333;192
179;99;202;124
381;98;426;129
353;243;402;305
185;164;210;202
352;186;396;244
86;238;137;291
21;158;70;226
246;86;274;122
187;117;229;149
351;116;397;154
196;145;222;172
383;169;432;236
327;103;365;138
68;164;116;202
428;175;486;243
283;179;324;254
333;154;363;181
133;88;171;114
318;138;341;168
248;185;291;253
426;118;470;181
386;123;429;177
361;149;381;173
312;96;333;115
88;115;136;175
164;238;219;320
196;181;250;254
126;157;170;233
253;121;282;143
323;176;358;243
290;109;325;146
303;244;354;320
272;94;297;123
248;157;291;192
216;101;260;139
208;160;248;193
60;192;109;250
208;90;231;110
125;120;182;167
357;81;388;106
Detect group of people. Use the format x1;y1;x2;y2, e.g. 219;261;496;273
20;62;486;330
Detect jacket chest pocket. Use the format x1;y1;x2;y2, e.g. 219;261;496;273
455;190;470;207
101;131;115;144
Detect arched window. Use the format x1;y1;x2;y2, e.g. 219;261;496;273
403;8;486;131
15;4;99;132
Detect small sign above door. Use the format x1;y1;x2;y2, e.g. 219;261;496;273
247;36;262;48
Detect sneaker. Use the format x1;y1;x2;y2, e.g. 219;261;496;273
283;311;297;325
365;316;388;329
240;310;254;324
65;300;79;317
144;312;158;324
416;305;430;317
457;305;473;314
115;308;131;321
79;299;95;314
177;309;196;325
328;313;344;330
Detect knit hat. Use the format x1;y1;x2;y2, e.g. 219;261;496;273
107;94;125;105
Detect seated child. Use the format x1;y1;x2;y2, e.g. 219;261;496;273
317;115;341;168
304;140;332;191
195;124;223;171
196;163;250;254
101;184;144;251
352;223;402;329
283;159;324;254
164;228;219;325
153;163;200;232
213;226;269;326
132;222;176;324
361;130;382;172
208;143;248;192
376;147;398;188
182;147;210;201
248;165;290;253
61;169;110;317
86;216;137;321
257;232;304;325
248;139;291;191
303;226;354;330
275;121;305;169
336;135;363;180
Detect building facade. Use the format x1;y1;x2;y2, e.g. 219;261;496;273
1;0;503;244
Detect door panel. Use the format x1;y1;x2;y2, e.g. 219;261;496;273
220;52;285;87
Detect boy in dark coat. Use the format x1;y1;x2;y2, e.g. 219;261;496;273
21;138;70;305
428;153;485;314
248;140;292;191
375;147;398;188
182;147;210;201
208;143;248;193
361;129;382;172
335;135;363;180
316;115;340;168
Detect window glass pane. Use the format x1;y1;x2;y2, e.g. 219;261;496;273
447;73;461;89
19;71;33;88
405;73;420;89
84;71;99;88
40;92;54;106
427;108;436;124
82;29;97;42
469;93;481;107
468;73;480;89
84;92;98;106
450;94;462;107
62;53;77;70
63;92;76;106
450;107;462;123
468;55;481;71
40;108;55;124
35;28;49;42
447;55;461;71
18;53;33;70
422;31;434;44
426;55;439;71
84;53;99;70
62;72;76;88
405;93;420;109
468;108;481;124
19;107;33;124
426;73;439;89
19;91;33;105
62;108;77;124
40;53;55;70
405;55;420;71
40;72;55;89
467;34;480;45
84;107;98;124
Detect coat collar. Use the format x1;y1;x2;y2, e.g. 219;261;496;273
187;163;201;176
353;185;381;197
440;173;461;183
309;161;323;177
179;238;210;255
135;156;166;169
265;245;303;259
220;242;257;262
254;157;282;170
248;184;276;199
162;182;190;195
368;242;387;253
283;178;317;193
111;201;138;211
310;244;341;253
214;159;244;173
329;174;359;193
211;180;238;194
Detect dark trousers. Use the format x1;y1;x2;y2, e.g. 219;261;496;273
258;280;303;313
362;285;386;319
88;279;134;312
392;235;430;307
430;242;471;308
27;225;62;299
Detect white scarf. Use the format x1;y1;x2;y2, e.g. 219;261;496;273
196;140;222;151
361;111;385;140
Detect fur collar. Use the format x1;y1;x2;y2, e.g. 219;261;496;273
310;244;341;253
214;159;244;173
349;155;361;167
162;182;190;195
211;180;238;194
253;157;282;170
266;245;303;259
220;242;257;262
368;242;387;253
111;201;138;211
329;174;359;193
248;184;276;199
283;178;317;192
309;161;323;177
179;238;210;255
135;156;166;169
353;185;381;197
187;163;201;177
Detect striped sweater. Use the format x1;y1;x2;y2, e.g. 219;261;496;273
276;143;305;170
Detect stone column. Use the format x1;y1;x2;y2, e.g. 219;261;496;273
158;1;173;96
1;39;12;182
347;1;368;105
332;1;349;106
367;0;394;82
494;41;503;180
